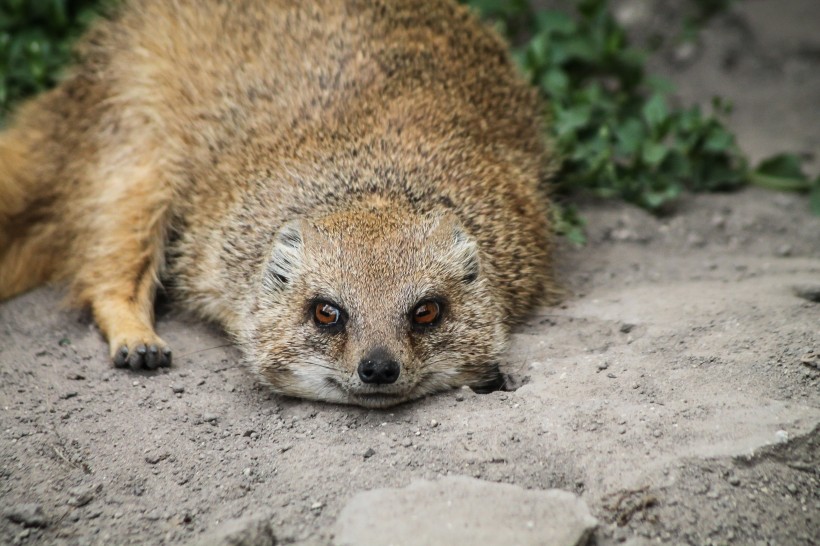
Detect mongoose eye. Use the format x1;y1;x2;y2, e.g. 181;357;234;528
314;302;343;328
411;300;442;327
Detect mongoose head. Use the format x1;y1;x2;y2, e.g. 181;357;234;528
242;202;509;408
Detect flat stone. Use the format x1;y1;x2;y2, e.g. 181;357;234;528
333;476;597;546
188;513;276;546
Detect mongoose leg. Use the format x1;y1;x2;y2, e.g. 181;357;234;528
91;267;172;371
77;178;172;370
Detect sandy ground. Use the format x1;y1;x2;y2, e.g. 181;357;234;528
1;1;819;545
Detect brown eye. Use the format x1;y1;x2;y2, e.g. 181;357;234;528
412;300;441;326
314;302;342;327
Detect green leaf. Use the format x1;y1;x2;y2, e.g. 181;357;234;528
540;67;569;96
614;118;644;156
642;93;668;132
641;142;668;166
641;184;681;209
750;154;812;192
754;153;805;179
554;104;592;136
702;126;734;153
535;11;576;35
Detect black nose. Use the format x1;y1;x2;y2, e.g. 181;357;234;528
357;353;401;385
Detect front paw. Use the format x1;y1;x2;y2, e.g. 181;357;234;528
111;338;172;370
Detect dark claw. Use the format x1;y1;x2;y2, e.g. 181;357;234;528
112;343;172;370
469;364;519;394
114;346;130;368
161;347;173;368
470;374;507;394
145;345;160;369
128;344;148;370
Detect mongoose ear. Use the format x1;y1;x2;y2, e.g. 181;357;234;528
451;225;480;284
263;220;304;292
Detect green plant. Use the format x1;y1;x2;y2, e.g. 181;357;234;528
0;0;109;117
464;0;820;239
1;0;818;229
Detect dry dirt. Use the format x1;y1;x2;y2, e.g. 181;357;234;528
1;1;819;545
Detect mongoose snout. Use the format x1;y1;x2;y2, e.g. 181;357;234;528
358;348;402;385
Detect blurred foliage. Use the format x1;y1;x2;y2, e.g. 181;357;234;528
0;0;111;116
1;0;818;233
464;0;820;238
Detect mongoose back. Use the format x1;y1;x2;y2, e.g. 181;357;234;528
0;0;557;407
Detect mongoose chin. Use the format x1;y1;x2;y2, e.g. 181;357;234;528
0;0;558;408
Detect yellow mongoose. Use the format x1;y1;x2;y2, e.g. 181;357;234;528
0;0;557;407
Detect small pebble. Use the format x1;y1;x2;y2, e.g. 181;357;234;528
710;214;727;229
59;392;78;400
775;430;789;443
401;438;413;447
775;244;793;257
171;385;185;394
68;484;100;507
363;448;375;459
454;393;465;402
145;452;170;465
203;414;218;424
786;484;797;495
430;420;438;428
728;475;741;486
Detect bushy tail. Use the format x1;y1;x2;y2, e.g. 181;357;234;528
0;130;34;237
0;113;60;299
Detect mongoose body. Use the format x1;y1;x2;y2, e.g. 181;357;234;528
0;0;556;407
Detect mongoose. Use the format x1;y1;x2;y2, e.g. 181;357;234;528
0;0;557;408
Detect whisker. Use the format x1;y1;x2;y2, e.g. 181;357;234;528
174;343;235;359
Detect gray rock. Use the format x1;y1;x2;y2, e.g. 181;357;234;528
5;504;48;528
188;513;276;546
333;476;597;546
68;484;101;507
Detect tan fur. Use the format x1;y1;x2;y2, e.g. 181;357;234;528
0;0;558;406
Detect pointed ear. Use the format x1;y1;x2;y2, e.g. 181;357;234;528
263;220;304;292
451;224;480;284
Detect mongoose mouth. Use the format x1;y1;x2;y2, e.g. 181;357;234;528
326;377;416;408
349;392;409;409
